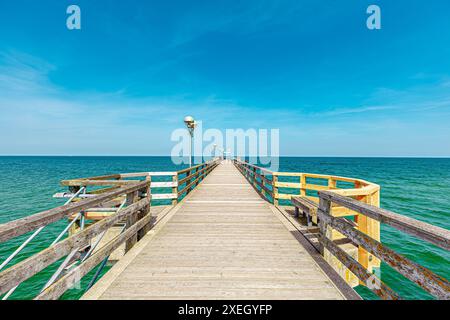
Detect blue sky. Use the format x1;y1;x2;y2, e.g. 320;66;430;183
0;0;449;156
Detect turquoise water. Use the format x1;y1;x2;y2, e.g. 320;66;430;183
0;156;449;300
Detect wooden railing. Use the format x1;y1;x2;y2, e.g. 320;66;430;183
0;159;219;300
235;159;450;299
60;158;220;205
233;158;382;285
317;191;450;300
233;158;379;205
0;181;150;300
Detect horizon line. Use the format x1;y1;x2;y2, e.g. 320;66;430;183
1;155;450;159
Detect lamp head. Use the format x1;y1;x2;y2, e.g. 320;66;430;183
184;116;194;125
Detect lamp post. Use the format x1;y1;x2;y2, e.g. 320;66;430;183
184;116;196;167
212;144;217;160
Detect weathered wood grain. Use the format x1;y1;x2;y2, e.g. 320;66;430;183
35;213;154;300
319;235;399;300
318;211;450;299
0;181;148;243
319;191;450;251
0;198;149;295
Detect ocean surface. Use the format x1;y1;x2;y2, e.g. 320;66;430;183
0;156;449;300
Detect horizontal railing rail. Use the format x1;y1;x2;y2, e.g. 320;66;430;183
0;182;147;243
234;159;274;202
233;158;380;206
59;158;220;204
316;191;450;300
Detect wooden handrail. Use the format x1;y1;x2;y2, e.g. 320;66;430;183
177;161;219;197
0;181;148;243
235;160;274;202
316;191;450;300
319;235;400;300
59;159;220;204
320;191;450;250
0;194;150;297
233;158;380;202
35;210;153;300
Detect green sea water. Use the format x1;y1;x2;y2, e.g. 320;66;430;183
0;156;449;300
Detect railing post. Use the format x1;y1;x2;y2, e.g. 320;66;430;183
172;174;178;205
328;178;336;189
320;192;365;288
300;174;306;196
364;189;381;271
318;195;332;255
137;177;152;239
125;190;139;252
186;168;192;194
353;183;381;273
261;172;268;200
272;174;279;206
195;165;201;187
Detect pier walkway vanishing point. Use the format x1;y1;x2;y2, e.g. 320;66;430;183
82;161;348;300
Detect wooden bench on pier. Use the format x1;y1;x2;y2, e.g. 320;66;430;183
291;196;318;226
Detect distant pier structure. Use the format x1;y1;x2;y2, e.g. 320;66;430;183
0;159;449;300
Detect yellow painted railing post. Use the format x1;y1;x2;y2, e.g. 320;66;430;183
328;178;336;189
354;183;381;275
273;174;279;206
367;189;381;269
300;174;306;196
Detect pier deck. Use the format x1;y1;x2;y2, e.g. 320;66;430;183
82;161;346;300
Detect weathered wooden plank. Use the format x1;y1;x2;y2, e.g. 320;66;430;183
177;163;206;175
274;182;302;188
63;174;121;182
0;181;149;243
150;182;178;188
125;191;139;251
152;193;178;200
318;211;450;299
178;165;209;185
0;198;149;295
120;172;177;178
319;236;399;300
320;191;450;250
61;179;137;187
35;213;153;300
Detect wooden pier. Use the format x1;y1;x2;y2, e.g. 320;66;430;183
0;159;449;300
82;161;348;300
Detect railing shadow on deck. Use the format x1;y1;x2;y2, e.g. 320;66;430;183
0;159;220;300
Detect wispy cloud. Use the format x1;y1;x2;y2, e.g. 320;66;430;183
0;51;57;95
314;79;450;118
0;50;263;154
1;50;449;156
320;105;398;116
